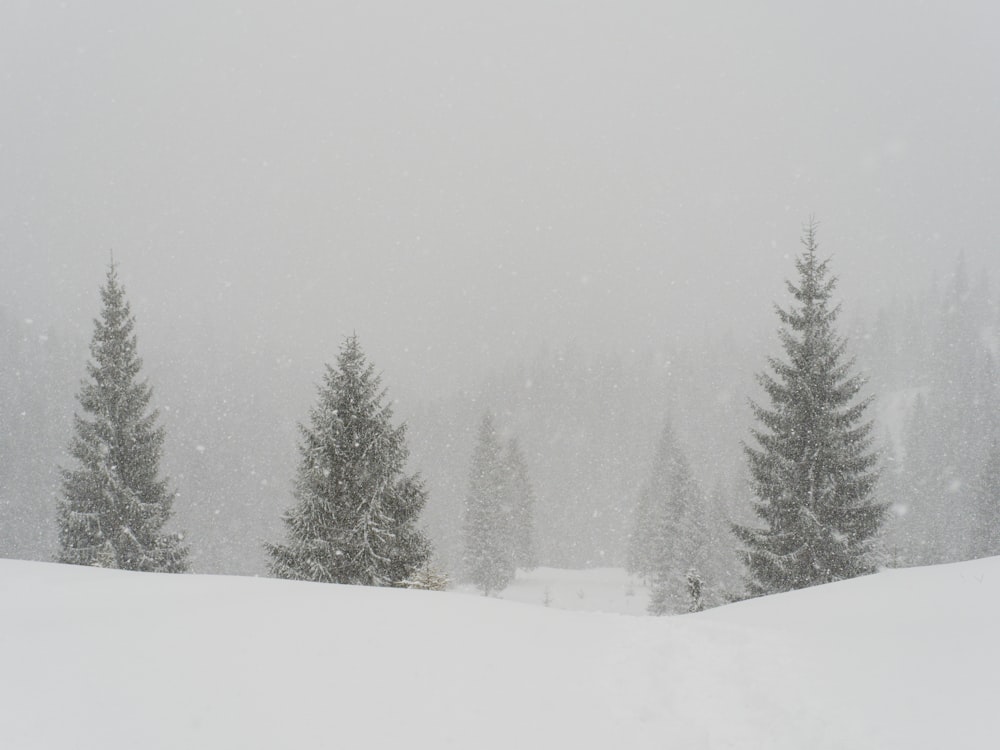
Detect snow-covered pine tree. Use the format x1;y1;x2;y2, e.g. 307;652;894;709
734;222;885;597
504;437;537;571
463;413;515;595
58;262;187;572
629;420;706;613
267;335;430;586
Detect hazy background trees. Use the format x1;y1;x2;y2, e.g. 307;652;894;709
628;421;712;612
0;311;75;560
2;250;998;587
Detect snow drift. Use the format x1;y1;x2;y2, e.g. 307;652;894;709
1;557;996;749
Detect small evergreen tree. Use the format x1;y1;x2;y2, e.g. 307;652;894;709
504;437;537;571
734;222;885;597
267;335;430;586
58;262;187;572
463;413;515;595
628;421;706;614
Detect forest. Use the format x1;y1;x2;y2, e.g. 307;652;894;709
3;233;997;614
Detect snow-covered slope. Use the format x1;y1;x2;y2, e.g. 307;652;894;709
2;558;996;749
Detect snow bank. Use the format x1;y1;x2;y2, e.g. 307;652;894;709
1;557;996;749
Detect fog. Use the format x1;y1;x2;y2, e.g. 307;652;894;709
2;2;1000;575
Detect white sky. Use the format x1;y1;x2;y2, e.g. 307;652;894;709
3;1;999;394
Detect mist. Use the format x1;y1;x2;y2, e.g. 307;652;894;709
3;2;1000;575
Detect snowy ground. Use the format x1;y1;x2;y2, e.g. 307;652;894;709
2;558;997;749
456;566;653;614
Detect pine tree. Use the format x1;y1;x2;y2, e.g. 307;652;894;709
734;222;885;597
58;262;187;572
463;413;515;595
267;335;430;586
504;437;537;571
629;421;706;613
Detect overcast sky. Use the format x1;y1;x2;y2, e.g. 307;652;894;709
3;1;999;395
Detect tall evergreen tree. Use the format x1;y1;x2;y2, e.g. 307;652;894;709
58;262;187;572
628;420;706;613
267;335;430;586
463;413;515;595
734;222;885;597
504;437;537;571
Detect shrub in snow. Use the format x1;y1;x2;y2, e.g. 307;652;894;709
405;563;450;591
686;568;704;613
